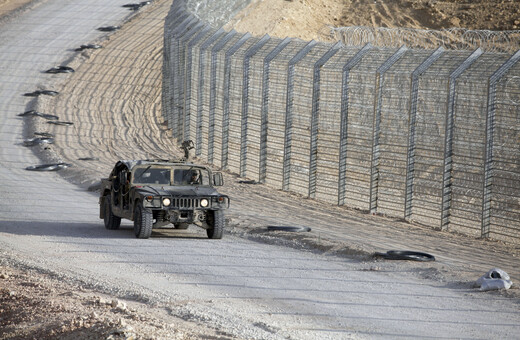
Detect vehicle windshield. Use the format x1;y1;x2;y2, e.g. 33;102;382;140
132;166;210;186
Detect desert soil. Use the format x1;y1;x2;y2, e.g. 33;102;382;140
2;0;520;339
225;0;520;42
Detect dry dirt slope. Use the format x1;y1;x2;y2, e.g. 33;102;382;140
225;0;520;42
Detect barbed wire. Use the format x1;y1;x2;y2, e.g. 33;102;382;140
330;26;520;53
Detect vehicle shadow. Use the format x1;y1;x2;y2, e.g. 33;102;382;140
0;220;207;240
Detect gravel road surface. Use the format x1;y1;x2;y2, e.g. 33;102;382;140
1;1;519;339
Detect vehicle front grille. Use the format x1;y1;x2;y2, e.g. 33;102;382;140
172;198;200;209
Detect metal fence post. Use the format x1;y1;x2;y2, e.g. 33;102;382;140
190;28;226;142
338;43;372;205
370;46;408;214
221;33;252;169
283;40;317;191
309;42;342;198
441;48;483;230
481;49;520;237
259;38;292;183
207;30;237;162
169;16;196;133
175;18;201;137
200;30;236;157
241;35;271;177
163;13;191;132
404;47;444;219
175;21;206;139
183;25;213;141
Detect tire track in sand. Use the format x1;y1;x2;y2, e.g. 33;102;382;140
37;0;177;187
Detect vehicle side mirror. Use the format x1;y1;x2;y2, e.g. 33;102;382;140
213;172;224;186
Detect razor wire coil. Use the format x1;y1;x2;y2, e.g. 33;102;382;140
330;26;520;53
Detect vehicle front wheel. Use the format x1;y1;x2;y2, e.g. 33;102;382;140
206;210;224;239
134;203;152;239
104;196;121;230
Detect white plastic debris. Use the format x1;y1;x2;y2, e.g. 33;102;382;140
476;268;513;291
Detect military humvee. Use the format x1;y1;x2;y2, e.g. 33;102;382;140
99;154;229;239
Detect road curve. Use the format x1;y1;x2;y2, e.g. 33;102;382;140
1;1;520;339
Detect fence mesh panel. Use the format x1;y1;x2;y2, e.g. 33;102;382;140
164;1;520;243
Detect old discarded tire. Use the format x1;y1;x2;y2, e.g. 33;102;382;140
45;66;74;74
104;196;121;230
207;210;224;239
25;163;71;171
24;90;59;97
267;226;311;232
375;250;435;262
134;204;152;239
238;180;259;184
18;111;59;120
76;44;102;51
47;121;73;126
23;137;54;146
34;132;54;138
97;26;120;32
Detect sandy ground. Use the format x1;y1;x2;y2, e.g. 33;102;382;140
1;0;520;339
0;0;34;19
225;0;520;42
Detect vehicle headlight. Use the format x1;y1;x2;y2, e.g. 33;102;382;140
162;198;171;206
200;198;209;207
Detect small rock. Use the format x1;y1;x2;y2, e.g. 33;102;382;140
450;17;461;27
116;302;127;312
0;273;9;279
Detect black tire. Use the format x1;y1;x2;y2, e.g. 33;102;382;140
81;44;102;50
40;90;59;96
206;210;224;239
47;121;73;126
97;26;120;32
25;163;71;171
238;180;259;184
34;132;55;138
104;196;121;230
134;203;152;239
45;66;74;74
374;250;435;262
23;137;54;146
267;225;311;232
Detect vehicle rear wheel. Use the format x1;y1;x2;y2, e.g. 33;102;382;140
134;204;152;239
206;210;224;239
104;196;121;230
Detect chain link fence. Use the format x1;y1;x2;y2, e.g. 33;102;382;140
163;0;520;243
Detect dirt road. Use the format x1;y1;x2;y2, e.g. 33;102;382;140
1;0;519;339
